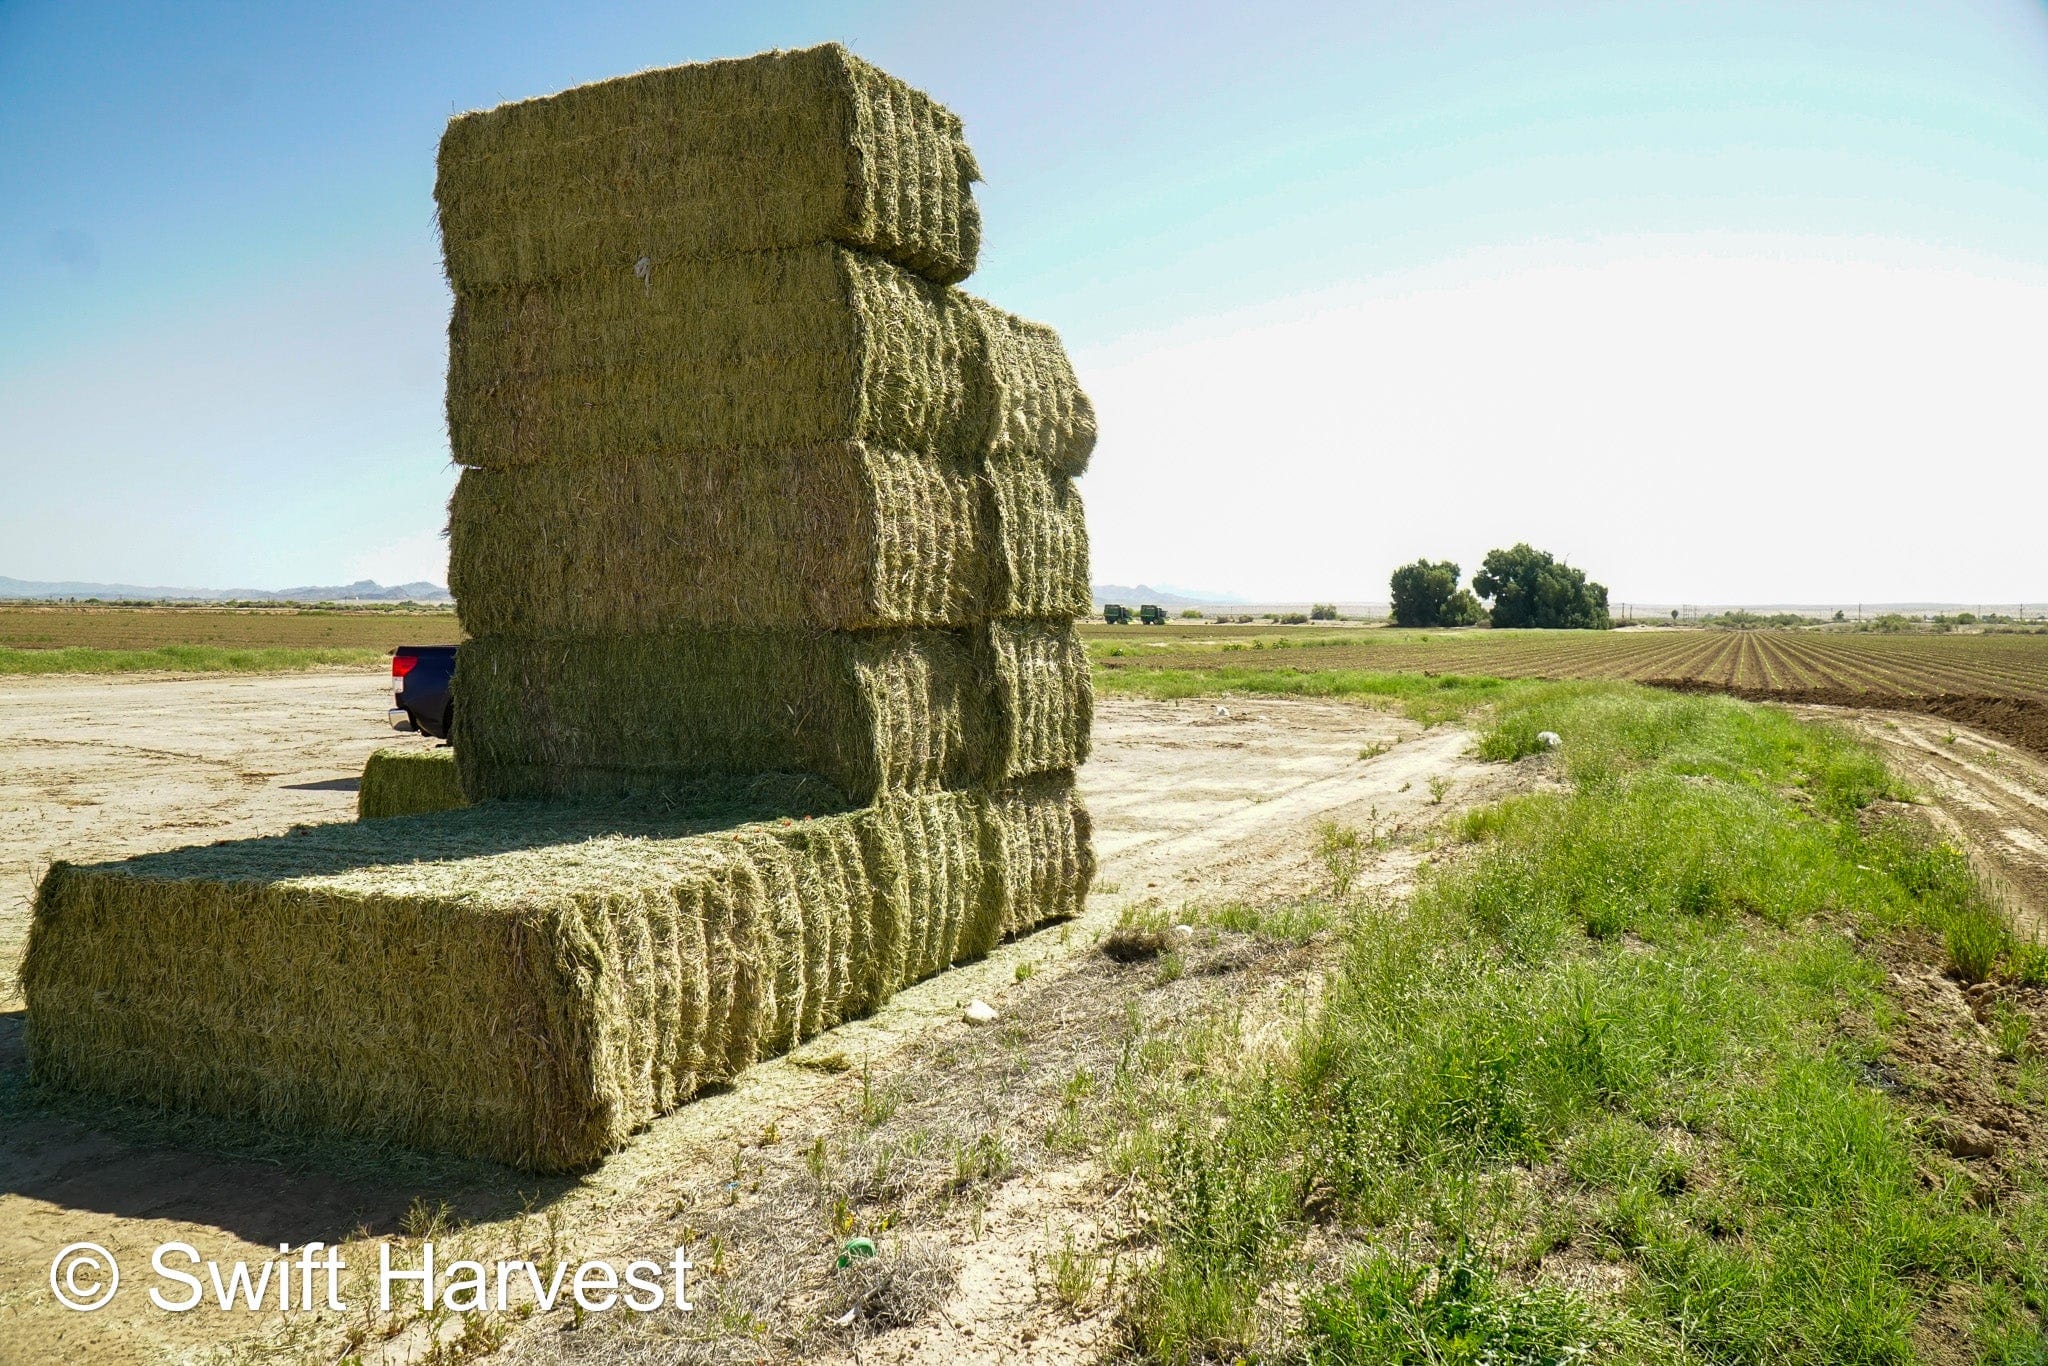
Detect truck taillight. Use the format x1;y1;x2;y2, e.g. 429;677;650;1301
392;654;418;678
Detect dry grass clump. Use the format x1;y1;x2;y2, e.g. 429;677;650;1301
824;1238;960;1332
435;43;982;290
1101;904;1175;963
456;624;1090;805
357;747;467;820
23;777;1092;1171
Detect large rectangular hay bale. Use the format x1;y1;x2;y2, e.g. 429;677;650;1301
358;747;468;820
972;297;1098;477
986;450;1092;621
456;623;1091;804
22;778;1090;1171
447;246;993;468
447;442;1089;635
436;44;981;290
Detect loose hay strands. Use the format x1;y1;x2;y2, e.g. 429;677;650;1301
22;777;1091;1171
357;747;468;820
455;624;1091;804
435;44;981;291
446;246;994;469
447;441;1089;635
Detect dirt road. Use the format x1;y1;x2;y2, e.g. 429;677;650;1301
0;672;1515;1365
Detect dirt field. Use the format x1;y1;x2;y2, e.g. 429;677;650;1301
0;671;1521;1364
1092;624;2048;756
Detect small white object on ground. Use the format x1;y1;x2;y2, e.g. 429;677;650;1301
1172;923;1195;940
963;999;998;1025
1214;704;1230;718
1537;731;1562;749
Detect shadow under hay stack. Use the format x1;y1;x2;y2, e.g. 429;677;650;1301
22;45;1095;1171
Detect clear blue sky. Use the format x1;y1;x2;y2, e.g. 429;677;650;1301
4;1;2046;601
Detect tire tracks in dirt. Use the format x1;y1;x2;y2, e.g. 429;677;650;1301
1801;706;2048;933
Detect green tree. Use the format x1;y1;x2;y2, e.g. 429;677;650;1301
1445;588;1486;626
1471;543;1611;629
1389;560;1484;627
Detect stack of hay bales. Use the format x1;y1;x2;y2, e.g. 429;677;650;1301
437;43;1095;806
22;45;1094;1172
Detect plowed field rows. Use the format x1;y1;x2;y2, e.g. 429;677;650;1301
1092;627;2048;755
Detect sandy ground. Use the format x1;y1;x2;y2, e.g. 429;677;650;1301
0;670;402;1008
0;672;1512;1365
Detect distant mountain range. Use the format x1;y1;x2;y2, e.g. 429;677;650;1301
0;576;452;603
1091;583;1249;609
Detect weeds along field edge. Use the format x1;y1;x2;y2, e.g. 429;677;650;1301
1092;683;2048;1364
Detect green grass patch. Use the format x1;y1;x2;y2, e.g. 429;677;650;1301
1093;664;1519;726
0;644;391;675
1099;683;2032;1363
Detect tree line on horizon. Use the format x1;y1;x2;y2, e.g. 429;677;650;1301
1390;544;1611;630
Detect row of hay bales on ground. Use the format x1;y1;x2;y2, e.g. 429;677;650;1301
29;776;1089;1169
23;44;1096;1172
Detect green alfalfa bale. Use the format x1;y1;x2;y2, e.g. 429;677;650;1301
19;826;712;1172
22;778;1091;1170
985;453;1092;620
847;800;911;1013
455;628;982;805
455;624;1092;805
897;791;974;986
447;440;1090;635
694;853;762;1082
446;246;995;469
981;770;1097;939
970;297;1097;477
984;621;1095;781
436;43;981;291
447;442;993;636
357;747;468;820
641;873;710;1113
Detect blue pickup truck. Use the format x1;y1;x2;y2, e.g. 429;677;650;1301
389;645;456;740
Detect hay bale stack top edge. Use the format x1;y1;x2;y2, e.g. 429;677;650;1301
436;43;983;289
